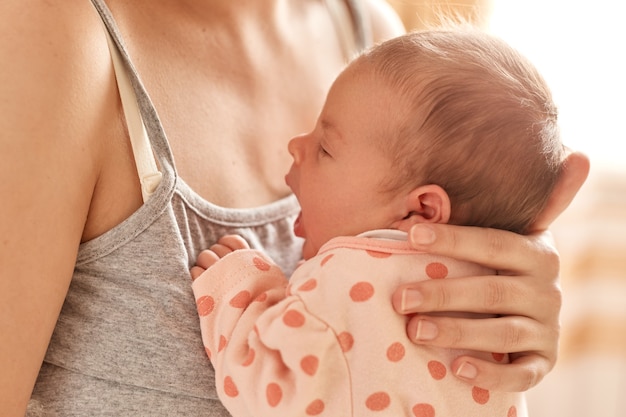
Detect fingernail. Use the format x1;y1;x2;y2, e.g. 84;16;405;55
456;362;478;380
401;288;423;312
415;319;438;341
411;225;435;246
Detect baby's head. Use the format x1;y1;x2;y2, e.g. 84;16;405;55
286;27;565;259
357;27;565;234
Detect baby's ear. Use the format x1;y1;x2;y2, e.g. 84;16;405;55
392;184;451;232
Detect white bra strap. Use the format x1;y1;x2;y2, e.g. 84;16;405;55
104;28;162;203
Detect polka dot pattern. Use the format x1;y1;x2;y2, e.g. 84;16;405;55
283;310;306;327
224;376;239;397
229;290;252;308
201;244;518;416
298;279;318;292
366;392;391;411
365;250;392;258
242;348;255;367
337;331;354;352
349;282;374;302
306;399;325;415
253;256;271;271
425;262;448;279
320;254;334;266
386;342;405;362
427;360;447;380
196;295;215;316
472;386;490;405
412;403;435;417
266;383;282;407
300;355;319;376
218;335;227;352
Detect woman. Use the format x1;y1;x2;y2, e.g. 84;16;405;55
0;0;589;415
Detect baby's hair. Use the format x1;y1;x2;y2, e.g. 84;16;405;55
356;27;565;234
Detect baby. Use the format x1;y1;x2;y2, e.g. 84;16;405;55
191;27;565;417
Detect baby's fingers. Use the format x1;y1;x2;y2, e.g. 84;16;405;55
190;265;207;281
194;249;221;271
217;234;250;251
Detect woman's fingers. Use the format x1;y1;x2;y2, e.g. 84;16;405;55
400;222;563;391
405;315;558;355
402;224;561;328
528;149;590;233
408;223;559;278
393;273;561;319
450;354;553;392
405;314;558;391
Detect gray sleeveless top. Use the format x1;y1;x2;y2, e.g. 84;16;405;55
28;1;372;415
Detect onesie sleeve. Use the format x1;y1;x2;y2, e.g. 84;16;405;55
191;250;351;417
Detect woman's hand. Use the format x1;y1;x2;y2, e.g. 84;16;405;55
393;151;590;391
394;225;561;392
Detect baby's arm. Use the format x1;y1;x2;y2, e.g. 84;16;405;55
191;235;250;278
191;253;350;417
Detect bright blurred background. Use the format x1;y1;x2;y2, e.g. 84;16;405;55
386;1;626;416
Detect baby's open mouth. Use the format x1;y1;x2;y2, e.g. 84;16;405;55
293;211;305;238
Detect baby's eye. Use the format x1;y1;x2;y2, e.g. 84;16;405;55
318;145;330;157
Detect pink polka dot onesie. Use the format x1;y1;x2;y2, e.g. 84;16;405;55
192;230;526;417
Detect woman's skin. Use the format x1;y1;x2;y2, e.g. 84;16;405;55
0;0;588;415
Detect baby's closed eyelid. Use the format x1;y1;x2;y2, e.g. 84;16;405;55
317;135;334;157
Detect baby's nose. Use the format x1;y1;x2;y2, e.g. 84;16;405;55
287;135;305;164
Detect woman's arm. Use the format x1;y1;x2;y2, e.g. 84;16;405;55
0;2;116;414
393;151;590;391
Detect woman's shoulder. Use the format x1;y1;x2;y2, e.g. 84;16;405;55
1;0;109;66
1;0;117;149
0;0;142;240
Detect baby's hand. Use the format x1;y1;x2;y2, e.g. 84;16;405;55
190;235;250;280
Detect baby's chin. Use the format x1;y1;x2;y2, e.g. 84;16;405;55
301;240;318;261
